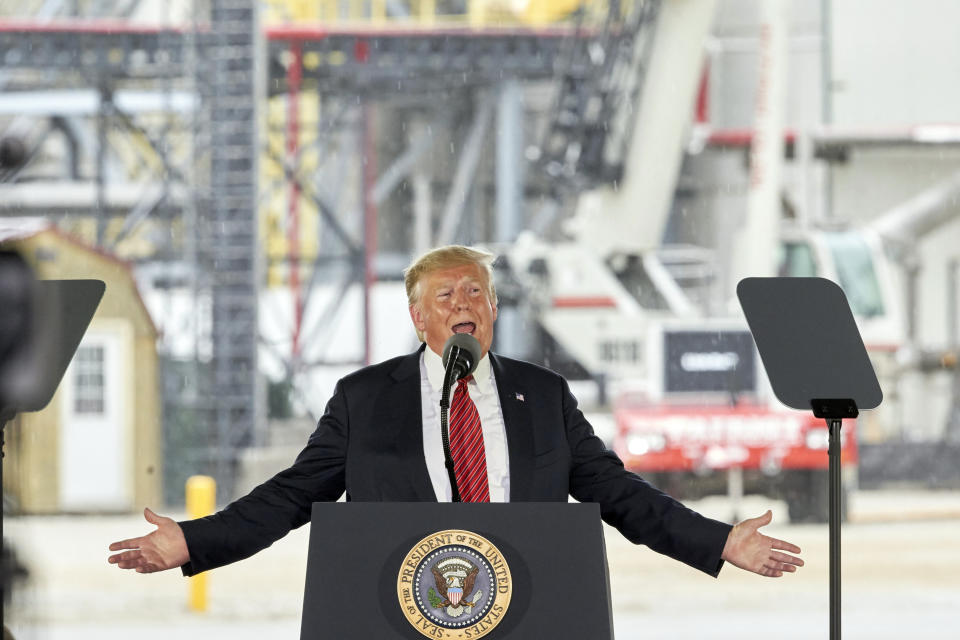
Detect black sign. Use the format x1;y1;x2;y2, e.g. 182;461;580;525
663;330;756;394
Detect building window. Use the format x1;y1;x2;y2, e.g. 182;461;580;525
74;345;105;414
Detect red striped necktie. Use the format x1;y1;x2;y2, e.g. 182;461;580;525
449;375;490;502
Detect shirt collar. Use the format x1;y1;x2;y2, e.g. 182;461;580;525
423;342;491;395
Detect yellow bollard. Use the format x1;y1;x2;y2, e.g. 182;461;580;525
186;475;216;613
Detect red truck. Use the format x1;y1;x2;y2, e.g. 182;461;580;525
611;326;858;522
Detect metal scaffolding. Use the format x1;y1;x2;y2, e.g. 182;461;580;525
204;0;259;501
0;0;661;501
0;9;259;501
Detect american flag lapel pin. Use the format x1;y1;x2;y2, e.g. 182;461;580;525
515;392;524;402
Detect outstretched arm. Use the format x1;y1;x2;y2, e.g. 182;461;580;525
108;507;190;573
721;510;803;577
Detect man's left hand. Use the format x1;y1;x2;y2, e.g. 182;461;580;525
721;510;803;577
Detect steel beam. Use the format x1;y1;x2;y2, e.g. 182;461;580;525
437;93;494;245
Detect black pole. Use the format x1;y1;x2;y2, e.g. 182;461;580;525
828;416;843;639
1;410;12;630
439;348;462;502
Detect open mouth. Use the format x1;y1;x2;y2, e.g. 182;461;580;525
451;322;476;334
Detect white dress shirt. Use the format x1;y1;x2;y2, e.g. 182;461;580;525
420;346;511;502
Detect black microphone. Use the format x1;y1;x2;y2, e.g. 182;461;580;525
441;333;482;381
438;333;482;503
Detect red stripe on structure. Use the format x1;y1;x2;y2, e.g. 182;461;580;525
265;23;597;42
0;19;187;34
552;296;618;309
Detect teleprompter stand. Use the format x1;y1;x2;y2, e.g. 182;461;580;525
300;502;614;640
0;277;105;626
737;277;882;640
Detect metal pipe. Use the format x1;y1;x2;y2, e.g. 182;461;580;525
946;260;960;443
949;259;958;348
496;78;524;244
727;466;743;522
411;121;433;255
828;416;842;640
868;170;960;243
286;42;303;359
905;258;921;343
95;84;109;247
362;104;377;366
370;125;436;206
730;0;788;284
437;94;494;245
495;78;525;358
820;0;834;221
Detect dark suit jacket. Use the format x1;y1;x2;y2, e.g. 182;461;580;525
180;346;732;577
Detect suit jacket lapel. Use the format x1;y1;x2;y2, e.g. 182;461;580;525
490;353;535;502
389;344;438;501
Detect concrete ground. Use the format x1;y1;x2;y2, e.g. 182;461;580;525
6;489;960;639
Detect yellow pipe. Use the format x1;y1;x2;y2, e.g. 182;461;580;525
418;0;436;26
186;475;216;612
371;0;386;24
468;0;484;29
289;0;316;21
321;0;338;22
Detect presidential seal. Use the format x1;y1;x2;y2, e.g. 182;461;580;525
397;529;512;639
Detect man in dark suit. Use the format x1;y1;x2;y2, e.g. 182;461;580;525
109;245;803;580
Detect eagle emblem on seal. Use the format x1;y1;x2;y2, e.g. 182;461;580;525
429;557;485;617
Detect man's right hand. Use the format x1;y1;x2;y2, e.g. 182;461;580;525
108;507;190;573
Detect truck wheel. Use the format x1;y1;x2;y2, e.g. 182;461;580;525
643;472;671;495
784;470;847;524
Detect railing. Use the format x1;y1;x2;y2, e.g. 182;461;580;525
1;0;641;31
261;0;637;29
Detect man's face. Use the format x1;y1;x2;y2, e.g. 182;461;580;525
409;263;498;358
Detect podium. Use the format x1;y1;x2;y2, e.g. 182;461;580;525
300;503;614;639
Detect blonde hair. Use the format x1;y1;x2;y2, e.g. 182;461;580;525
404;245;498;340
